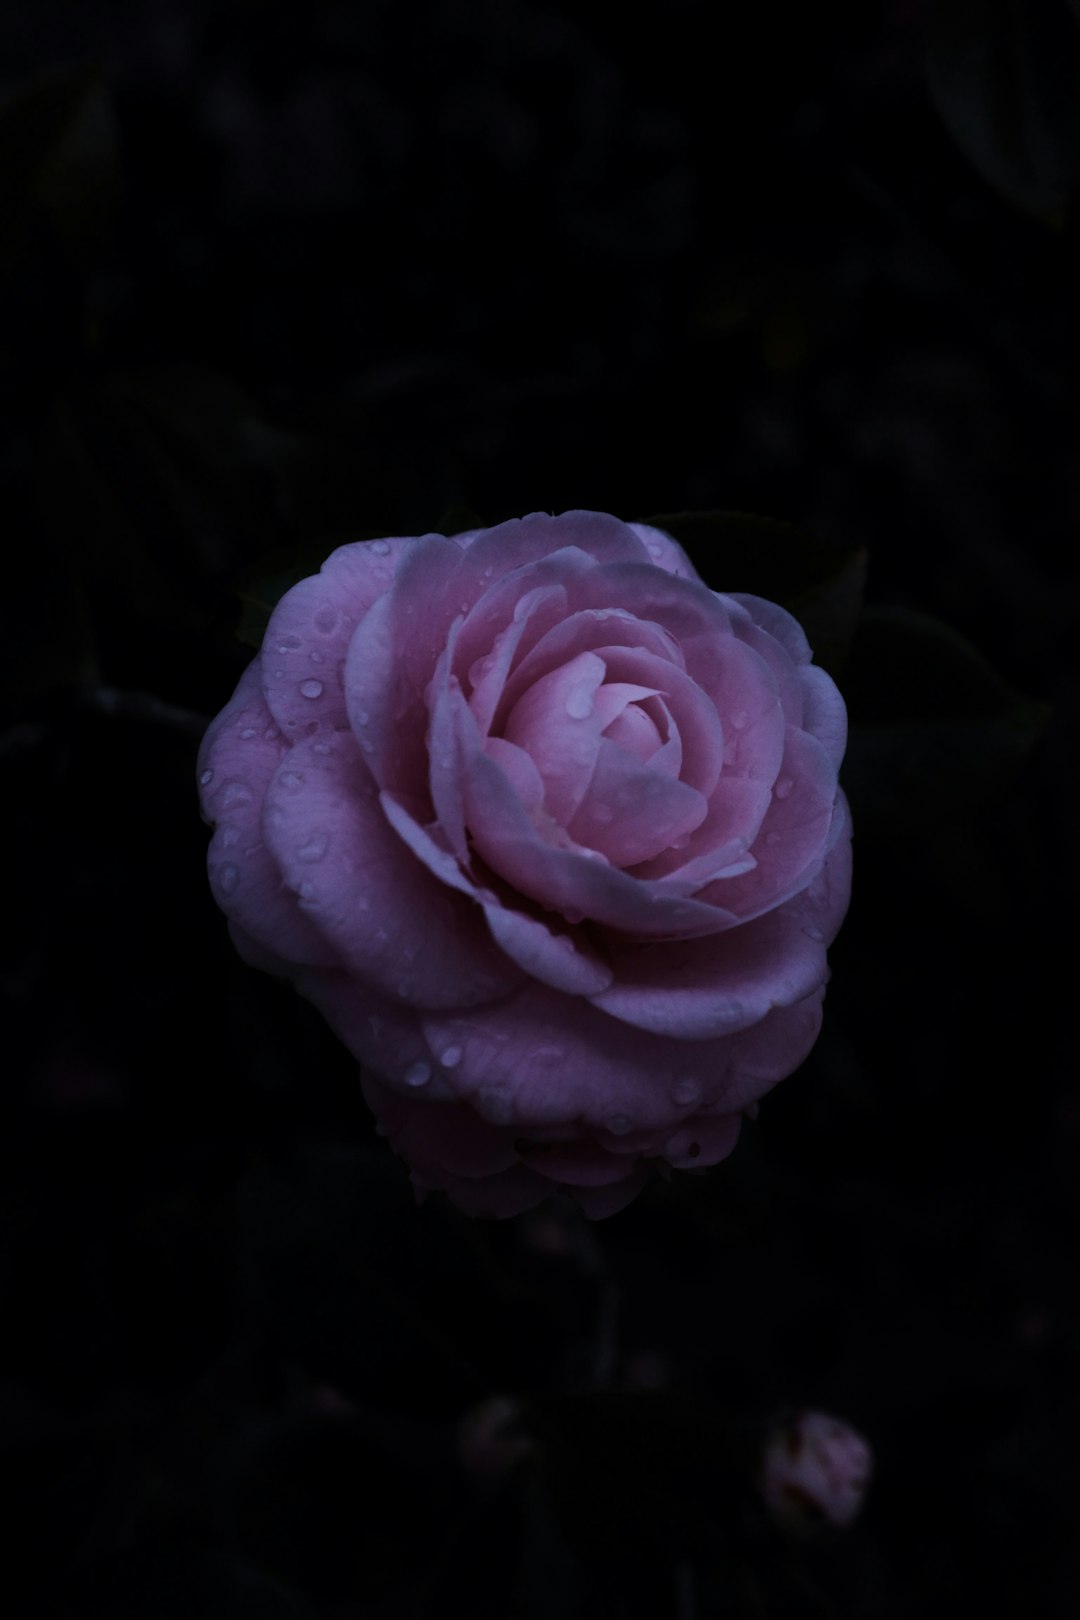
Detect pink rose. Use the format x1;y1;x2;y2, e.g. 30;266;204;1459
198;512;851;1217
758;1410;873;1530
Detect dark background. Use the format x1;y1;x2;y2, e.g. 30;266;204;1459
2;1;1078;1615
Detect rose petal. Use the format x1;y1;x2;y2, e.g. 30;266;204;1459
422;982;798;1133
198;661;337;967
343;532;465;797
626;522;701;580
262;732;519;1008
724;592;812;667
502;649;609;823
482;903;615;995
799;663;848;769
567;737;708;867
702;727;839;922
590;906;829;1039
261;536;420;738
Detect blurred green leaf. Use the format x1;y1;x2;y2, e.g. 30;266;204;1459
841;607;1049;835
641;509;866;678
0;62;119;270
925;0;1080;223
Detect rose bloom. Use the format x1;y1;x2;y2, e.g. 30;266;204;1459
758;1410;873;1531
198;512;851;1217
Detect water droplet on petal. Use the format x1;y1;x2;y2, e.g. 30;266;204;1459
218;862;239;895
299;833;327;862
606;1114;633;1136
440;1045;463;1068
273;667;286;680
300;679;323;700
299;879;319;900
731;710;748;731
240;726;257;739
220;826;240;850
404;1061;431;1088
565;684;595;720
278;635;302;651
774;776;793;800
313;740;334;756
355;710;369;726
672;1078;701;1107
371;538;391;556
221;782;253;809
199;768;214;786
314;606;338;633
308;651;323;665
280;770;305;790
264;724;280;740
802;922;825;942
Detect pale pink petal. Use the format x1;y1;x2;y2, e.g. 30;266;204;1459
495;607;685;729
723;592;812;667
590;907;829;1039
502;650;609;823
462;736;736;936
421;983;795;1133
626;522;702;580
426;622;469;863
482;738;546;809
261;536;419;738
799;663;848;768
567;738;708;867
455;510;649;595
459;580;572;736
342;532;466;797
723;597;805;727
482;903;615;995
198;661;337;966
633;775;771;885
702;728;839;922
262;732;519;1008
595;645;726;797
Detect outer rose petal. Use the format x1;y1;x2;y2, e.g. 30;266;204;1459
627;522;701;580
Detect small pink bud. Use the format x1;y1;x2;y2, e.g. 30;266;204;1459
758;1410;872;1531
457;1396;533;1481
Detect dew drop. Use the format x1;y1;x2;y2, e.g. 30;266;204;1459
240;726;258;739
774;776;794;800
273;667;286;680
370;538;391;556
802;922;825;942
199;768;214;786
355;710;369;726
280;770;305;790
299;880;319;900
606;1114;633;1136
313;740;334;756
299;833;327;863
264;724;280;741
308;651;323;665
218;862;239;895
672;1078;700;1107
220;826;241;850
565;684;595;720
313;606;338;634
278;635;302;651
403;1061;431;1088
299;679;324;700
440;1045;463;1068
221;782;253;809
731;710;748;731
